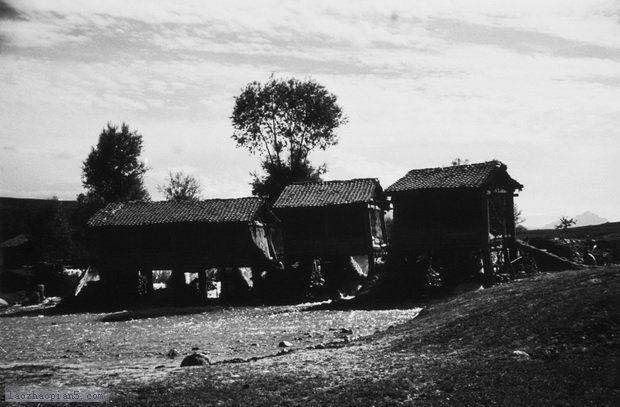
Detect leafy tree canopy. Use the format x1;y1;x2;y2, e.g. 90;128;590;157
232;76;347;167
81;123;150;205
231;76;347;201
158;171;202;202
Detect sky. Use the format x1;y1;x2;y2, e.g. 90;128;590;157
0;0;619;228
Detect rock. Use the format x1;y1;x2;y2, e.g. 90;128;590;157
588;278;602;284
155;365;166;369
180;353;210;367
278;341;293;348
512;350;531;360
315;343;326;349
166;348;179;358
0;298;9;308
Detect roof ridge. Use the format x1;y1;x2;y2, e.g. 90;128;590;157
406;160;502;174
288;177;378;186
119;197;262;205
386;160;520;193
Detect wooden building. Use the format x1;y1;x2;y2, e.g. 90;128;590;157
273;178;387;286
385;161;523;286
87;197;277;299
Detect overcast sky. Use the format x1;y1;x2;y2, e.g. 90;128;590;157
1;0;619;227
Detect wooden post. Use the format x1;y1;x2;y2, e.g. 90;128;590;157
482;246;494;287
481;192;494;287
366;204;375;277
145;268;154;295
170;269;186;300
506;192;517;260
198;269;207;302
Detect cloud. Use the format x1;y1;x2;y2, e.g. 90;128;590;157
2;0;620;221
0;0;21;20
0;0;22;50
427;17;620;61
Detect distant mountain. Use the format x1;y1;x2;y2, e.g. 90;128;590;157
574;211;608;227
542;211;608;229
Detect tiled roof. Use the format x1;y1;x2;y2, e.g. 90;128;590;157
273;178;382;209
385;161;523;194
88;197;265;227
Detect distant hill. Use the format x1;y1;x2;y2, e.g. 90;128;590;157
0;197;78;243
542;211;609;229
519;221;620;241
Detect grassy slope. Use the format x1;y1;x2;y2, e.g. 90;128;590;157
117;267;620;406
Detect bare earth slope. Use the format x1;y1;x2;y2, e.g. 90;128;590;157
114;266;620;406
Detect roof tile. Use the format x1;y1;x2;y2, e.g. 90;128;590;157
88;197;265;227
273;178;382;209
385;161;523;193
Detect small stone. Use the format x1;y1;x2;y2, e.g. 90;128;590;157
339;328;353;334
191;346;200;351
278;341;293;348
512;350;531;360
315;343;326;349
180;353;210;367
155;365;166;369
166;348;179;358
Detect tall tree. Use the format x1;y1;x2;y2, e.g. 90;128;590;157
31;197;73;262
158;171;202;202
231;76;347;201
81;123;150;205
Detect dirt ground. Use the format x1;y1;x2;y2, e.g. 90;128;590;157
0;301;421;389
2;266;619;406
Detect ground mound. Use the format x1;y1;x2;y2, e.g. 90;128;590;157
115;266;620;406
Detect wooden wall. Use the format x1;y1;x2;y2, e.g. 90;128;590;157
277;203;384;259
391;189;488;251
391;188;517;252
91;222;271;272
